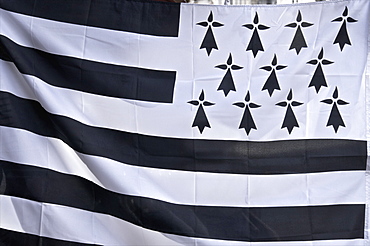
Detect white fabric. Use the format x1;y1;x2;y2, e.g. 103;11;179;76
0;0;369;245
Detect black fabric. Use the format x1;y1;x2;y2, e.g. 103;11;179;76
0;91;366;175
0;35;176;103
0;0;180;37
0;161;365;242
0;228;101;246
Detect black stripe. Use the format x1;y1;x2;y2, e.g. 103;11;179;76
0;0;180;37
0;35;176;103
0;161;365;242
0;228;101;246
0;91;366;175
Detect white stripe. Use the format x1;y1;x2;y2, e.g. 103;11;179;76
0;4;368;141
0;195;366;246
0;126;365;208
171;233;367;246
0;7;193;73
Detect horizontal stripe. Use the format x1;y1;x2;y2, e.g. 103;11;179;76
0;228;100;246
0;162;365;242
0;196;365;246
0;126;366;208
0;8;191;71
0;0;180;37
0;195;181;245
0;91;366;175
0;35;176;103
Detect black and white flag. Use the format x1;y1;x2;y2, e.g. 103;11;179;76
0;0;369;245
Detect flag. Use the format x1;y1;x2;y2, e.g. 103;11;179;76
0;0;369;245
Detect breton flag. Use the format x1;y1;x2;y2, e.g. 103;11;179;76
0;0;369;245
